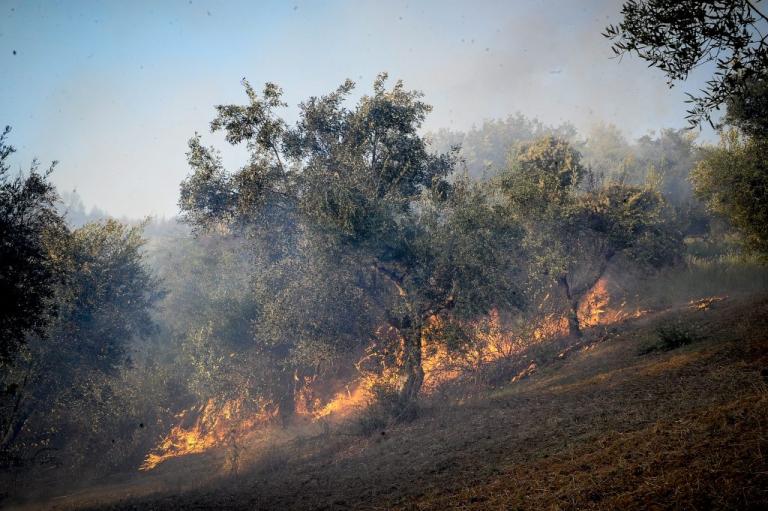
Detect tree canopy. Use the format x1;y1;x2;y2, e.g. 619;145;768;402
692;131;768;257
0;127;65;363
605;0;768;127
179;75;525;405
501;136;682;338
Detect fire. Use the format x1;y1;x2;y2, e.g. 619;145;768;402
294;373;321;417
317;276;645;414
311;382;374;419
309;340;403;420
578;276;647;327
421;310;559;390
579;278;610;327
533;314;569;340
143;277;643;471
140;397;278;471
689;295;727;311
306;313;524;415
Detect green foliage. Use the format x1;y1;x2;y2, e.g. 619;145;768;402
178;74;526;402
581;123;633;181
149;233;268;405
434;118;701;209
655;319;699;351
252;247;378;368
503;136;681;278
691;131;768;258
577;184;683;270
1;220;162;474
500;136;587;303
725;74;768;139
605;0;768;127
1;131;165;479
178;136;234;229
48;220;163;373
633;128;700;206
579;125;700;208
0;126;65;362
605;1;768;257
427;114;577;179
501;136;682;337
503;135;586;210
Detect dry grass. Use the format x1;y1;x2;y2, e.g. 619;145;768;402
436;393;767;510
15;294;768;511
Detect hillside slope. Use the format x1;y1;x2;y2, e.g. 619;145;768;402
27;295;768;510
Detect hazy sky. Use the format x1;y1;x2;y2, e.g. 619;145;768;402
1;0;715;218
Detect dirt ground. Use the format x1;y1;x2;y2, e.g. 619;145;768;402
13;294;768;510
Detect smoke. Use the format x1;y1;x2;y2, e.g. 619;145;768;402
1;0;717;219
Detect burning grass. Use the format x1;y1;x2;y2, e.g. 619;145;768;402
62;293;767;511
138;274;650;472
139;397;278;471
14;293;768;510
99;269;767;511
578;276;649;328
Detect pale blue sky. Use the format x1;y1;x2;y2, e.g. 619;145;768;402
1;0;714;218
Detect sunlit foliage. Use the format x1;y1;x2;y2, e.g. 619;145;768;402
692;131;768;258
179;75;526;405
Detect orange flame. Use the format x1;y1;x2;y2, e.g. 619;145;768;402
688;295;726;311
310;383;374;419
578;276;647;327
140;397;278;471
143;277;645;471
312;344;403;420
533;314;569;340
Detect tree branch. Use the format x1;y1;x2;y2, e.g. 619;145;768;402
747;0;768;24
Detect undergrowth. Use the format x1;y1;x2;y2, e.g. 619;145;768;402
640;319;700;354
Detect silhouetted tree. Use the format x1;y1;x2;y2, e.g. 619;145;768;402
605;0;768;127
1;220;162;469
0;126;65;363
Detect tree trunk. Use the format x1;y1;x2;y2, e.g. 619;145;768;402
1;372;30;452
397;324;424;405
276;368;297;424
557;275;582;339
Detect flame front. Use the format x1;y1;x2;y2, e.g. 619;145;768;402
578;276;647;327
140;397;278;471
142;277;642;471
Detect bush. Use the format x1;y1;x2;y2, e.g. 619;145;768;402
353;382;421;436
656;320;699;351
354;404;389;436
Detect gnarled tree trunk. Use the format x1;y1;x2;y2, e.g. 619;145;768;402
376;265;425;407
276;368;297;424
397;324;424;405
558;253;615;340
557;275;582;339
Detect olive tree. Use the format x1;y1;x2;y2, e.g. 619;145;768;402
1;221;162;470
605;0;768;128
0;127;65;363
501;136;682;338
692;130;768;258
179;75;524;405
